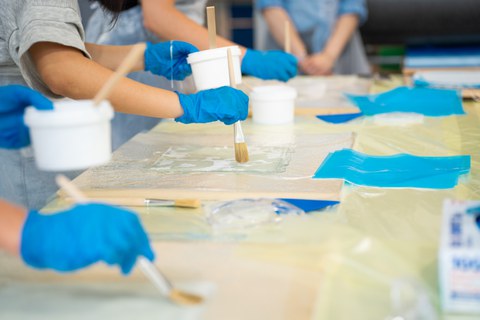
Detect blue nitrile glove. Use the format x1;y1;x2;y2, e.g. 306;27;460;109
0;85;53;149
175;86;249;125
144;41;198;81
241;49;298;82
21;203;154;275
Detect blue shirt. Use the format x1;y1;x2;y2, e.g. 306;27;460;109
256;0;367;53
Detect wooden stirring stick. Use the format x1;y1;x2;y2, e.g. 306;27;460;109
93;43;146;106
206;6;217;49
227;48;249;163
55;174;203;306
284;20;291;54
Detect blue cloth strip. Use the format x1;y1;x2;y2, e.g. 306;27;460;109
316;113;363;124
280;198;339;213
313;149;470;189
346;86;464;116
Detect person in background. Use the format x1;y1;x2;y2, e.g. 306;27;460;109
255;0;371;75
0;85;154;274
85;0;298;150
0;0;248;209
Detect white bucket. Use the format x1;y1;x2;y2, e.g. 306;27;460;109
24;100;114;171
250;85;298;125
187;46;242;91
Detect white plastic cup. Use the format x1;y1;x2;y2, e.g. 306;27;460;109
24;100;114;171
250;85;298;125
187;46;242;91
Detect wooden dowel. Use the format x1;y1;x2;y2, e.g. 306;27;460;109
284;20;291;54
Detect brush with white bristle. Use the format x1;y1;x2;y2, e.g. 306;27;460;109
227;48;249;163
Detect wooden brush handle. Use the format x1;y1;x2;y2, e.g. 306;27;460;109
174;199;202;209
55;175;88;203
93;43;146;106
227;48;236;89
284;20;291;54
207;6;217;49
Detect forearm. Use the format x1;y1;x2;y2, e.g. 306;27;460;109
29;42;184;118
142;0;246;57
85;43;146;72
321;14;359;61
0;200;27;255
262;7;307;58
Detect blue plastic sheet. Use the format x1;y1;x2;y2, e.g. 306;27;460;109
280;199;339;213
313;149;470;189
316;113;363;124
346;86;464;116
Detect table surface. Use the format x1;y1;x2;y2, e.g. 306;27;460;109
1;75;480;320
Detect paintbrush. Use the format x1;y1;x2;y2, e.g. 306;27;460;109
92;43;146;106
63;197;201;208
227;48;249;163
284;20;291;54
55;175;204;306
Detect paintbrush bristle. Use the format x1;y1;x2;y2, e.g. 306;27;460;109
174;199;202;208
169;289;204;305
234;142;249;163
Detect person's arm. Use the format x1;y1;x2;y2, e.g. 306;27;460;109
300;14;359;75
141;0;247;58
0;200;27;255
29;42;183;118
261;7;307;59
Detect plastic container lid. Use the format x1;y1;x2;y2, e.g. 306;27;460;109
250;85;298;101
25;100;113;128
187;46;241;64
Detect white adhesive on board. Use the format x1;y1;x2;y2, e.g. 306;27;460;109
250;85;297;125
187;46;242;91
24;100;114;171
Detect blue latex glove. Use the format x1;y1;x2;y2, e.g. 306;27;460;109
21;203;154;275
176;86;249;125
0;85;53;149
144;41;198;81
241;49;298;82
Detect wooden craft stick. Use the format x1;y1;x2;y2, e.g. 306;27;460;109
207;6;217;49
93;43;146;106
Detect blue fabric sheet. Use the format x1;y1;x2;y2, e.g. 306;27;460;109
313;149;470;189
316;113;363;124
280;198;339;213
346;86;464;116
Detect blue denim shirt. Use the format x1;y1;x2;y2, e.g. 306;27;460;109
256;0;367;53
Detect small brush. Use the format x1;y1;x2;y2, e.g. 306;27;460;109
55;175;204;305
64;197;201;209
227;48;249;163
284;20;291;54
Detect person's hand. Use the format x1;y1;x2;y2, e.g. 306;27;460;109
144;41;198;81
21;203;154;274
241;49;297;82
299;52;335;75
0;85;53;149
176;86;248;125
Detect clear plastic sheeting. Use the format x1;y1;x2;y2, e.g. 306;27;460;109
314;149;470;189
31;79;480;320
346;86;465;116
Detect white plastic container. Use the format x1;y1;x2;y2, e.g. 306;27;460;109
250;85;298;125
24;100;114;171
187;46;242;91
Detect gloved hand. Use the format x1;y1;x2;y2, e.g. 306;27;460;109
175;86;249;125
0;85;53;149
21;203;154;275
144;41;198;81
241;49;298;82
